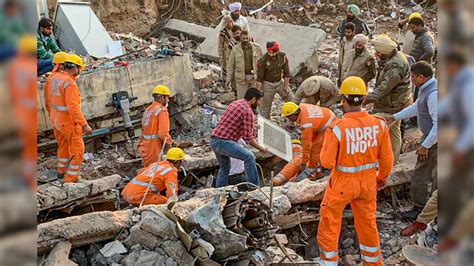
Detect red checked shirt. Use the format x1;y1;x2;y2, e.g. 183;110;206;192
212;99;255;143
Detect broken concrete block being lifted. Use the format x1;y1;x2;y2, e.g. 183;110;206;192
193;17;326;76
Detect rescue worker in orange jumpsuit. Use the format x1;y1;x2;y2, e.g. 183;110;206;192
44;51;68;116
272;139;303;186
137;85;173;167
49;54;93;182
317;76;394;265
7;35;37;190
280;102;336;178
122;147;185;206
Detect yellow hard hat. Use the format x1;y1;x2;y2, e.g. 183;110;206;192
408;12;422;21
291;139;301;145
17;35;36;54
52;52;69;64
340;76;368;95
152;85;172;97
64;54;85;70
166;147;185;161
281;102;299;117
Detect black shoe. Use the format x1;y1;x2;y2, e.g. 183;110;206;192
402;209;421;221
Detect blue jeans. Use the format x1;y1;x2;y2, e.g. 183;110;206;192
210;137;259;187
37;59;53;76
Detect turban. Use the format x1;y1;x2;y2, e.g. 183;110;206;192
347;4;360;16
229;2;242;12
266;41;280;52
371;34;397;54
303;77;321;96
353;34;369;45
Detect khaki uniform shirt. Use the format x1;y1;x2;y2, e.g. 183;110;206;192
256;52;290;83
226;42;264;84
242;43;254;75
341;46;377;83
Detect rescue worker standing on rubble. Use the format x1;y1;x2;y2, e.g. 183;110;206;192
226;30;263;99
365;34;412;164
218;15;235;79
122;147;185;206
317;76;393;266
44;51;68;116
293;75;340;109
211;88;268;187
137;85;174;167
7;36;37;189
49;54;93;183
256;41;294;118
280;102;336;179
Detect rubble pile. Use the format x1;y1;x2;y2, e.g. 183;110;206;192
37;0;439;264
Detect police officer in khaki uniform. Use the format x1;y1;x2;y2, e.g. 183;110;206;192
226;30;263;99
341;34;377;84
365;34;412;164
256;41;294;118
293;76;339;109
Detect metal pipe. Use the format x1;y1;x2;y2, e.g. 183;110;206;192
243;217;265;229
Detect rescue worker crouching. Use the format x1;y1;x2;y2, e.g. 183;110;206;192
317;76;393;266
137;85;174;167
280;102;337;179
272;139;303;186
122;147;185;206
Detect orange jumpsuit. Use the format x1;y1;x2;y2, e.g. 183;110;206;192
44;68;62;117
296;103;337;169
273;143;303;186
49;72;88;182
317;111;393;266
137;102;173;167
7;55;37;190
122;160;178;205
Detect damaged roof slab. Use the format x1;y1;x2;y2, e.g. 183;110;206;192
188;17;327;76
37;54;197;133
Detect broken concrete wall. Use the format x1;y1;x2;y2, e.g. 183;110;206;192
194;18;326;76
37;174;122;212
37;54;197;133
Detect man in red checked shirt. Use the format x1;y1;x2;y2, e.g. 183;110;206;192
210;87;268;187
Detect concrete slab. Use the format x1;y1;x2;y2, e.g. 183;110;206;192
195;18;326;76
163;19;215;42
37;54;197;133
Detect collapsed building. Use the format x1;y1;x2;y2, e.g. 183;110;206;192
36;0;438;265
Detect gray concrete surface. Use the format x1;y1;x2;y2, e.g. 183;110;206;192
194;17;326;76
37;54;197;132
163;19;215;42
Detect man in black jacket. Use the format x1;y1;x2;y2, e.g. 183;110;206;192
336;4;371;38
